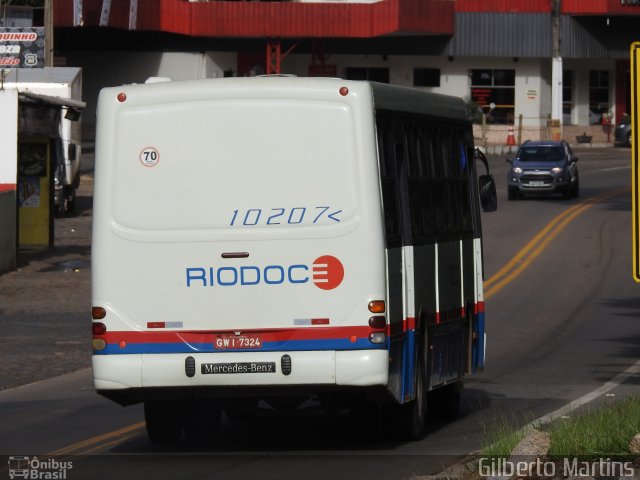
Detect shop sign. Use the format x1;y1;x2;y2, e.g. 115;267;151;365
0;28;44;68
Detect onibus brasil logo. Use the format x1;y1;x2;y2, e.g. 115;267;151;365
8;456;73;479
186;255;345;290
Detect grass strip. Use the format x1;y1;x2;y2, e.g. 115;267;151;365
481;414;530;458
548;395;640;460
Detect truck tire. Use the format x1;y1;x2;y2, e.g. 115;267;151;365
66;186;77;213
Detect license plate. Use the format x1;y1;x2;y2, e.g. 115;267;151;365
214;334;263;350
528;181;546;187
201;362;276;374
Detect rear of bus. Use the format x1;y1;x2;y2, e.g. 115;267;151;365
91;78;389;420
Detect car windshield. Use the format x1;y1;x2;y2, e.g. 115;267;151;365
518;146;564;162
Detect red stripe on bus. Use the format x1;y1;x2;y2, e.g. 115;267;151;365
387;302;482;337
98;326;371;344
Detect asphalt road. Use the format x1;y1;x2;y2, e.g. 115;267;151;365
0;147;638;480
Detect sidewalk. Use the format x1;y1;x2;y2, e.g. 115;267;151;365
0;171;94;390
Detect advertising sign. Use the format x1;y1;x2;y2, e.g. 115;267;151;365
0;27;45;68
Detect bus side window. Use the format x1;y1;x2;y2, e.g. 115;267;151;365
445;134;461;239
405;123;424;243
431;127;448;242
378;124;402;248
417;128;436;243
459;144;474;239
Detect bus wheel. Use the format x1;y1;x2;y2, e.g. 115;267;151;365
396;336;427;440
144;400;184;443
184;399;221;444
428;381;463;421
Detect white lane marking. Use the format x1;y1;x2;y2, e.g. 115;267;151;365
525;359;640;432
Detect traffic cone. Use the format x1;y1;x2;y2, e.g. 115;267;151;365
506;124;516;146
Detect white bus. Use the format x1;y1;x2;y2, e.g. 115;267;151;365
91;76;497;442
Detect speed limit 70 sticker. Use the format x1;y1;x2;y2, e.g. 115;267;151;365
139;147;160;167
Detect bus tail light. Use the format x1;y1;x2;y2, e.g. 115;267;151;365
369;332;386;344
368;301;385;313
92;322;107;351
92;307;106;319
368;316;386;329
92;322;107;335
92;338;107;351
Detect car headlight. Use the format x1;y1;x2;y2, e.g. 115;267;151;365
551;167;563;174
512;167;523;174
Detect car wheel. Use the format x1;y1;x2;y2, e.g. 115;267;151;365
508;187;518;201
628;132;633;148
571;179;580;198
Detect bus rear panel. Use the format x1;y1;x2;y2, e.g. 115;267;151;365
91;77;492;441
92;78;389;404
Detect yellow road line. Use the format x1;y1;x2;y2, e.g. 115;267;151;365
47;421;145;456
483;187;629;300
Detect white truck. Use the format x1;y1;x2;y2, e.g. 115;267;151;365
5;67;83;214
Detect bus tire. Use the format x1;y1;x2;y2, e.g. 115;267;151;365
428;381;463;421
396;333;427;441
184;399;221;444
144;399;184;443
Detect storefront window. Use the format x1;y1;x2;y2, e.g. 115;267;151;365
589;70;609;125
345;67;389;83
414;68;440;87
470;69;515;124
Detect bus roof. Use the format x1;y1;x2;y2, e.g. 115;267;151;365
370;81;468;122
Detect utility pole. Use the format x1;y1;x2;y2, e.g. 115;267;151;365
550;0;562;128
44;0;53;66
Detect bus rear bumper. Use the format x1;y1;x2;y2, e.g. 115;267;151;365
93;350;389;400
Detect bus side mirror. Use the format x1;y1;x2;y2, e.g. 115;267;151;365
479;174;497;212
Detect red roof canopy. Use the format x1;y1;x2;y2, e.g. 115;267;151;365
55;0;454;38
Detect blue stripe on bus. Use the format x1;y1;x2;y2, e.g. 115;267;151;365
94;338;388;355
401;329;417;401
475;311;485;372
